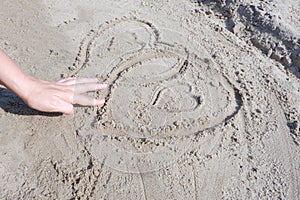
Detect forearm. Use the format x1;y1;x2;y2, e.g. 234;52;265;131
0;49;33;100
0;49;106;114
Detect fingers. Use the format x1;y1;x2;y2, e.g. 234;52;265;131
57;77;100;86
56;77;107;110
57;77;107;93
73;83;107;94
74;78;100;84
57;77;77;84
50;98;74;114
73;94;105;106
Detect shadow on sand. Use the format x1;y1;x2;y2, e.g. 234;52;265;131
0;87;61;116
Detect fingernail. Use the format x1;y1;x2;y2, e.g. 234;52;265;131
97;99;105;105
98;83;108;89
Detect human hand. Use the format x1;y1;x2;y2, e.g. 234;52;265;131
23;77;107;114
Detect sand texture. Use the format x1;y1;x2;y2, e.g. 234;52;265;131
0;0;299;199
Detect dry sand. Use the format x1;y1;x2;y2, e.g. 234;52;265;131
0;0;299;199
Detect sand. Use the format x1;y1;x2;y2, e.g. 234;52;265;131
0;0;299;199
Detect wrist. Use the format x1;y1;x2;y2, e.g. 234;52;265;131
3;71;37;103
15;75;38;103
0;50;37;102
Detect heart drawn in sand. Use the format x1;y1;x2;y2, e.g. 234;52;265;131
71;17;242;172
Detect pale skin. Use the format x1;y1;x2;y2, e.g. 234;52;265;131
0;49;107;114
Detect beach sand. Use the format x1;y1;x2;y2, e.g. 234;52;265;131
0;0;299;199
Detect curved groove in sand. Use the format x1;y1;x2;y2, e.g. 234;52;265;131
70;17;246;173
73;18;243;138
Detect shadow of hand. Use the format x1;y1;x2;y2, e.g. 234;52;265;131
0;87;61;116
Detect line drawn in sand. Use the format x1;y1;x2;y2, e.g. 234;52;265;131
71;17;243;173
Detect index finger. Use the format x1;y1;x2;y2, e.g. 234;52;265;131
73;83;108;94
58;77;100;86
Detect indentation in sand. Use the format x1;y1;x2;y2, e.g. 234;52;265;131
72;18;242;172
